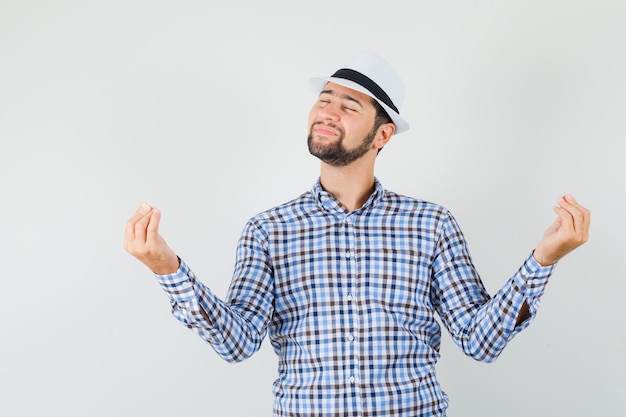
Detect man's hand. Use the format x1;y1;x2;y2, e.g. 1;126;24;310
533;195;590;266
124;203;180;275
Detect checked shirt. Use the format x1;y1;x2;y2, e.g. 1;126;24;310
154;178;555;416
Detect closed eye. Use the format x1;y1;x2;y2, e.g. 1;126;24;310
319;89;365;111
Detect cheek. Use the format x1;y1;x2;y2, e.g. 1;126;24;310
308;107;328;131
307;109;317;127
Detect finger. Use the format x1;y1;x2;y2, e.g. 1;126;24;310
127;203;153;227
559;195;590;236
559;195;589;217
134;209;154;244
563;194;591;232
553;205;575;234
125;203;152;243
146;208;162;243
554;203;590;248
562;194;583;208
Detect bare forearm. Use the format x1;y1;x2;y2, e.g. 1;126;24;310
515;301;530;326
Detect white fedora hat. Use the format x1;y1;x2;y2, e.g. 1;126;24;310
308;50;410;134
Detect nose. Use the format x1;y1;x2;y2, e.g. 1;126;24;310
318;101;340;122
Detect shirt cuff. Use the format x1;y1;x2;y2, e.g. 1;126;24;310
153;259;197;303
514;252;556;300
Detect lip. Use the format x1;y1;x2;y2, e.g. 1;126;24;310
313;124;338;136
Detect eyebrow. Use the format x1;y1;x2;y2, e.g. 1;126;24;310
320;89;365;109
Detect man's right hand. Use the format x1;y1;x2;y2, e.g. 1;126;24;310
124;203;180;275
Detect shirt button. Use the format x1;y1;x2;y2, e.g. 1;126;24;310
346;294;353;302
345;250;351;259
349;376;356;384
347;334;354;342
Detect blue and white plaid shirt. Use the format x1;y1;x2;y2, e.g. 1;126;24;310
154;178;555;416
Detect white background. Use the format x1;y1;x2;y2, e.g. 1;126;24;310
1;1;624;415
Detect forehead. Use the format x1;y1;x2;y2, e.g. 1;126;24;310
320;82;375;107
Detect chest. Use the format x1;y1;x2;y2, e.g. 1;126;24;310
268;217;438;319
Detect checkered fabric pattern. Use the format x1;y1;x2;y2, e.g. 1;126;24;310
154;178;555;416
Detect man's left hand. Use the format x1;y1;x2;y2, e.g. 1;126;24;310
533;194;590;266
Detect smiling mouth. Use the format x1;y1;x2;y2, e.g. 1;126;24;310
312;123;340;136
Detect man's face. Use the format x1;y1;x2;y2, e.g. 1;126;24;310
307;82;379;167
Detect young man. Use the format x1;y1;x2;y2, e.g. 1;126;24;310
125;51;590;416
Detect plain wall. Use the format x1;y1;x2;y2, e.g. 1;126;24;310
1;0;624;415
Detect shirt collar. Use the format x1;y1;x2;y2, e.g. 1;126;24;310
312;177;385;213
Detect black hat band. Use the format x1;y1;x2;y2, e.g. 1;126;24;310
331;68;399;114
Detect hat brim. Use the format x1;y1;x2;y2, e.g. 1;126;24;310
308;76;410;135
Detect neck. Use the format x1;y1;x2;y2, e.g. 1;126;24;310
319;157;376;212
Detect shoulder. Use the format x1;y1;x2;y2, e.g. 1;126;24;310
381;190;466;240
246;190;317;229
381;189;452;219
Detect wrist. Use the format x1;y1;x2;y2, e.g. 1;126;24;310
151;254;181;275
532;249;556;267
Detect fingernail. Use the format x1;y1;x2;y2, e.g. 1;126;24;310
141;202;151;212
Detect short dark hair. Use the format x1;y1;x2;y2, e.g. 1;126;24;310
372;98;393;130
371;98;393;154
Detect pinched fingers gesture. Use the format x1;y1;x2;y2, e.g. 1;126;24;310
533;195;590;266
124;203;179;275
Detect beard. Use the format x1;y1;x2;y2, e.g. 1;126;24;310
307;122;377;167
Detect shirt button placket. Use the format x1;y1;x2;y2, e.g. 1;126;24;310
344;214;362;414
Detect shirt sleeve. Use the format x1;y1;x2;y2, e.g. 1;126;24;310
431;211;555;363
153;220;275;363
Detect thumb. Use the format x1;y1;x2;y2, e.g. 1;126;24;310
543;208;563;237
146;208;162;242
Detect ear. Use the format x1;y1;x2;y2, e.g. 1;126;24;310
373;123;395;150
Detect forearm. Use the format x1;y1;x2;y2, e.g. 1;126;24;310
515;300;531;326
450;253;555;362
154;259;269;363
